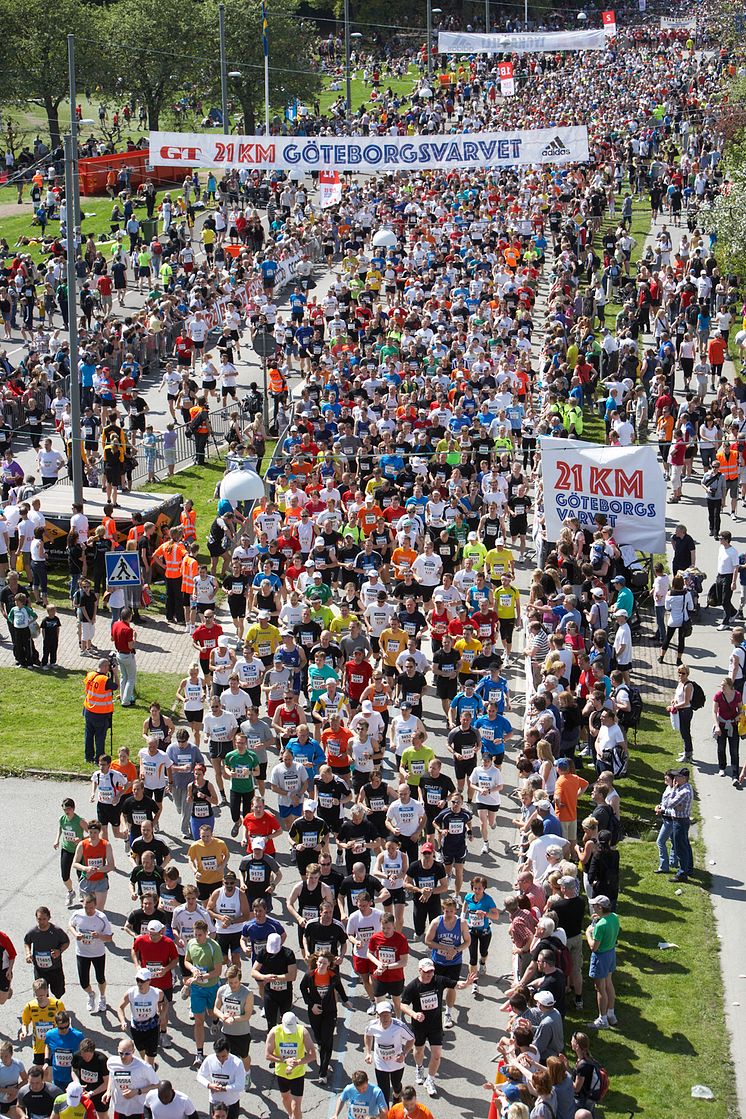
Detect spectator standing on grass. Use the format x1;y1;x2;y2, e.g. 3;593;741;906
585;895;619;1031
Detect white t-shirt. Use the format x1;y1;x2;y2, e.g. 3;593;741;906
386;797;426;838
346;907;383;959
70;910;112;958
364;1017;414;1071
470;764;503;807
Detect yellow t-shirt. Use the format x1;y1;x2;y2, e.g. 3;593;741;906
379;628;409;667
22;997;65;1055
188;838;228;883
455;637;482;673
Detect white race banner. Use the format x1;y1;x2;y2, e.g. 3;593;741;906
540;438;666;552
497;61;515;96
318;170;342;208
150;127;589;172
437;29;607;53
660;15;694;27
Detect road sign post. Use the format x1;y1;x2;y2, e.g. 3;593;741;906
105;552;142;588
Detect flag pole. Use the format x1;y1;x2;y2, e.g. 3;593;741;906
262;1;270;135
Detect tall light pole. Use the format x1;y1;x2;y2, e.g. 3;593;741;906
67;33;83;507
344;0;351;114
430;8;441;80
218;3;229;131
426;0;432;80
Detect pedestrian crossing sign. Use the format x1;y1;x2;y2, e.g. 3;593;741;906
105;551;141;587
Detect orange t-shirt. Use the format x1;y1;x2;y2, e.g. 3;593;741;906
321;726;353;769
554;773;590;823
112;760;138;795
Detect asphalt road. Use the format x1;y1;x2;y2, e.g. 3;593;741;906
0;734;522;1119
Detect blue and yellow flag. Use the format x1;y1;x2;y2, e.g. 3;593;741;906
261;1;269;58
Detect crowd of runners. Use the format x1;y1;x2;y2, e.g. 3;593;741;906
0;10;739;1119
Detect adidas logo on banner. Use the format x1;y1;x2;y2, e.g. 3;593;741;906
541;135;572;159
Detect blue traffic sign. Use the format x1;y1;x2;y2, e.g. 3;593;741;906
105;551;141;587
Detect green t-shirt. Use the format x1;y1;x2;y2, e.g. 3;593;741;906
185;936;223;985
59;813;85;853
308;664;337;703
400;746;435;786
593;912;620;953
305;581;332;605
224;749;259;793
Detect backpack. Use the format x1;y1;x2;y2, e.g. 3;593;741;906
556;943;573;979
618;683;643;730
690;680;706;711
601;744;628;780
587;1061;610;1102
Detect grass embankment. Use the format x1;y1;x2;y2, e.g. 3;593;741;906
570;706;736;1117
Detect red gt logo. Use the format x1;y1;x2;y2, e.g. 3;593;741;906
159;146;202;161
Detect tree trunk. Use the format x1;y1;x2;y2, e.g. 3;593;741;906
45;96;61;153
147;101;159;131
241;98;256;133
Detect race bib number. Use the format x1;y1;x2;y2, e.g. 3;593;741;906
35;952;53;969
420;991;439;1012
194;802;210;817
202;856;218;871
55;1051;73;1068
249;865;265;882
132;811;147;826
448;820;464;835
279;1043;298;1060
302;832;317;847
302;907;318;922
379;946;396;965
34;1021;53;1039
269;980;286;991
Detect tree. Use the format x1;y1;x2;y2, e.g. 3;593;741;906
0;0;105;151
208;0;321;132
101;0;210;130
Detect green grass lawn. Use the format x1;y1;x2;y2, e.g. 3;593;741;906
0;667;182;773
316;64;421;116
568;705;737;1117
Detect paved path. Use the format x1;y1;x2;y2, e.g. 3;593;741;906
635;211;746;1116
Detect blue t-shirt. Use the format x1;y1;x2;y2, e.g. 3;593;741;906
463;890;498;932
476;675;509;713
241;916;285;960
286;736;325;776
449;692;485;719
541;812;564;838
475;713;512;756
261;260;279;281
45;1026;85;1086
339;1083;387;1118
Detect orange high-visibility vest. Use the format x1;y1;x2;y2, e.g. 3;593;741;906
127;524;145;545
160;542;187;579
102;515;119;545
717;448;739;480
268;367;286;395
180;508;196;542
181;555;199;594
84;672;114;715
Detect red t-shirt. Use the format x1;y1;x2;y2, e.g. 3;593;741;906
242;810;281;856
367;930;409;983
132;934;178;990
192;624;223;657
345;658;373;700
111;620;134;654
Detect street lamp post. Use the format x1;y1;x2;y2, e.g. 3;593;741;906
219;3;229;131
344;0;351;114
66;33;84;507
430;8;442;81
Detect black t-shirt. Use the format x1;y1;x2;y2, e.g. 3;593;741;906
318;865;345;901
448;727;480;760
551;895;586;939
24;925;69;971
126;907;170;935
339;872;384;909
119;794;158;835
303;917;348;957
295;621;322;651
433;648;460;677
72;1050;108;1092
402;974;457;1017
418;773;456;815
289;817;329;850
398;670;427;707
407;858;448;893
130;835;170;866
223;575;248;600
254;946;296;992
17;1085;56;1117
534;968;566;1017
313;775;350;820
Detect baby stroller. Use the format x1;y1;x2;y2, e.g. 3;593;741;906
683;568;705;622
